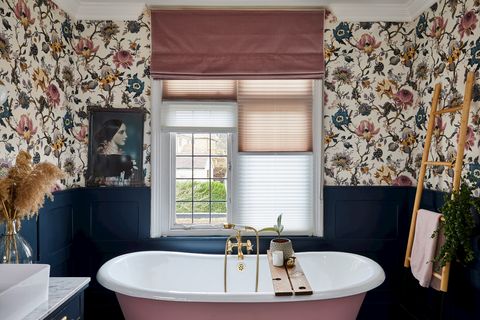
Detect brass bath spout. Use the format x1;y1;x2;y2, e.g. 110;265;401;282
223;224;260;293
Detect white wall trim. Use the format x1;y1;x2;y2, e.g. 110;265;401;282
150;79;162;238
329;3;411;22
53;0;80;19
54;0;436;22
407;0;437;21
312;80;324;237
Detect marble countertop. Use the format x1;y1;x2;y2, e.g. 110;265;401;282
23;277;90;320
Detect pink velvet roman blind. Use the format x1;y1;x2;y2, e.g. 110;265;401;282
151;10;325;79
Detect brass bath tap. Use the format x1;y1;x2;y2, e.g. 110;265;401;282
223;223;259;293
226;230;253;260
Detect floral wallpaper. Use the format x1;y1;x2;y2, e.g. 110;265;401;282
0;0;479;193
324;0;480;194
0;0;151;187
411;0;480;195
323;15;421;186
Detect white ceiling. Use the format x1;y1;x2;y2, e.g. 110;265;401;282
54;0;437;22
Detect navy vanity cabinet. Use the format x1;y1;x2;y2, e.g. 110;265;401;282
45;290;86;320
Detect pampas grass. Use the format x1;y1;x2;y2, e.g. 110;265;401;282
0;151;64;226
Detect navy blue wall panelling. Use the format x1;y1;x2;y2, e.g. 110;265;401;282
25;186;480;320
38;190;75;276
18;217;37;260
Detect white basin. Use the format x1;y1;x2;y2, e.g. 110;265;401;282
0;264;50;320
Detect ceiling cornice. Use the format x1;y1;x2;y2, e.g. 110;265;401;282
54;0;438;22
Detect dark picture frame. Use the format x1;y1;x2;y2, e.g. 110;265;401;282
86;107;145;186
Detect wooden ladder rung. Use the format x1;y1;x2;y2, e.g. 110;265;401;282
434;106;463;115
432;272;442;280
424;161;454;167
406;258;445;280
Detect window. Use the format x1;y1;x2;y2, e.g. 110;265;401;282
174;132;230;226
151;80;323;236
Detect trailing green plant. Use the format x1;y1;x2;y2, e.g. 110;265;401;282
433;182;480;268
259;214;284;237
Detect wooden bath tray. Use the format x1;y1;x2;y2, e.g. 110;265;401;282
267;250;313;296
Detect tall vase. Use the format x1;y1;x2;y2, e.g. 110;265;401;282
0;219;33;264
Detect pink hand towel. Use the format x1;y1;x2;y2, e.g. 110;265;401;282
410;209;443;287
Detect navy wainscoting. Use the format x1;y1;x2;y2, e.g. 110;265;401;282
398;188;480;320
27;186;480;319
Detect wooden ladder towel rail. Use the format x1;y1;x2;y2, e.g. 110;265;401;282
404;71;475;292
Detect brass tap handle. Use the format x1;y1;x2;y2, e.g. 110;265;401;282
226;240;233;254
246;240;253;254
238;245;244;260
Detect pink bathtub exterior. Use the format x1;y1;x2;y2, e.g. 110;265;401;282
117;292;367;320
97;251;385;320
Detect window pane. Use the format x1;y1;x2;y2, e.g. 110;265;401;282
176;180;192;201
211;133;228;155
176;157;192;178
173;132;230;229
211;157;228;179
176;202;193;224
176;133;192;155
193;180;210;201
211;202;227;214
193;202;210;214
211;213;227;224
194;134;210;155
211;180;227;201
193;157;210;178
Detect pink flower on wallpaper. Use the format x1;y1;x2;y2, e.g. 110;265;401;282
394;89;414;108
434;116;446;139
355;120;380;142
14;0;35;29
428;16;447;40
16;115;37;143
46;83;61;107
392;175;413;186
74;125;88;143
356;34;381;55
74;38;99;60
459;10;478;38
459;126;475;150
112;50;134;69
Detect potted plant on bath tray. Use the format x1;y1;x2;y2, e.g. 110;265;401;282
260;214;294;260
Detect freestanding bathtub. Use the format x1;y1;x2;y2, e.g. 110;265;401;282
97;251;385;320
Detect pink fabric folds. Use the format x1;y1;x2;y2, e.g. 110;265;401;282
151;10;325;79
410;209;443;287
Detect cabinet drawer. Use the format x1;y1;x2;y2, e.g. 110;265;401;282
48;293;83;320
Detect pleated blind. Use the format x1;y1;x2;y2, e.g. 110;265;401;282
238;80;312;152
235;154;313;233
163;80;236;101
160;102;237;132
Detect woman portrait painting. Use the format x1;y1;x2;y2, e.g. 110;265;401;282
87;108;144;186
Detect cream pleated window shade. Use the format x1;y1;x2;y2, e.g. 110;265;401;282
160;102;237;132
237;80;313;152
235;154;314;234
163;80;236;100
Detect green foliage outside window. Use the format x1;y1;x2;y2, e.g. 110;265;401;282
176;180;227;213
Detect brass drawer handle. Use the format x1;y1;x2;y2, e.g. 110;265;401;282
61;316;68;320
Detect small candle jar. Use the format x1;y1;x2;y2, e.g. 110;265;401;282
272;250;284;267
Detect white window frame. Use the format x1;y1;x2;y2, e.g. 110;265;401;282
151;79;324;237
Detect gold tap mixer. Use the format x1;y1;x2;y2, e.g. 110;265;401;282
223;223;259;293
226;230;253;260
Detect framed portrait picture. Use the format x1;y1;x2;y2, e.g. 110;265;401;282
87;107;145;186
